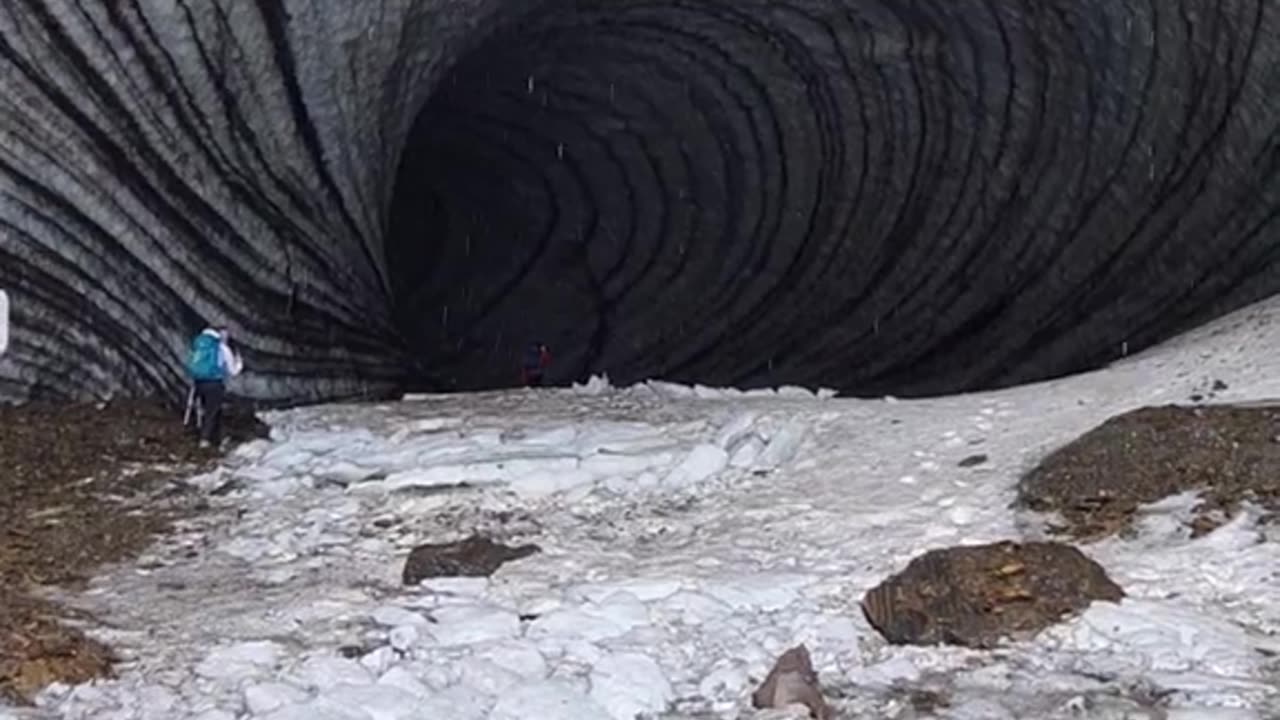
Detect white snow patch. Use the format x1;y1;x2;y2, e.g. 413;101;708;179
488;681;609;720
589;652;675;719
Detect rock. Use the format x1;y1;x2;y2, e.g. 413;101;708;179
957;453;988;467
860;541;1123;648
751;645;833;720
1017;405;1280;538
402;535;540;585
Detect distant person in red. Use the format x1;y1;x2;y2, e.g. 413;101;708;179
521;342;551;387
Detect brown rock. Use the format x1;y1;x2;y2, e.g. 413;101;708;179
751;644;833;720
1017;404;1280;539
861;541;1122;648
402;535;540;585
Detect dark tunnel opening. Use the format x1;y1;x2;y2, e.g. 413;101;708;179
383;0;1280;398
388;0;914;394
388;1;793;393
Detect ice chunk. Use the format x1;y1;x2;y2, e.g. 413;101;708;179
703;574;816;612
509;468;598;498
429;604;521;646
244;682;309;715
589;653;675;720
388;625;420;652
655;591;734;625
316;683;422;720
312;461;382;484
369;605;432;628
187;712;237;720
528;593;651;642
729;435;766;468
1042;600;1272;680
377;666;431;698
415;685;494;719
289;655;373;689
475;640;549;680
417;576;490;597
382;456;580;492
573;578;684;604
715;411;760;449
698;662;751;701
258;701;372;720
573;374;612;395
663;444;728;487
459;657;526;695
753;420;808;471
578;450;674;477
646;381;697;398
193;640;283;680
488;681;609;720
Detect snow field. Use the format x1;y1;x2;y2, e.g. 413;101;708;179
11;299;1280;719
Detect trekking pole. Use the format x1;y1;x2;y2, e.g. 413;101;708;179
183;385;196;427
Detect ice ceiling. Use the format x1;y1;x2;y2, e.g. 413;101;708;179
2;0;1280;402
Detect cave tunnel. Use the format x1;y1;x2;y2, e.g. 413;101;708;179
3;0;1280;403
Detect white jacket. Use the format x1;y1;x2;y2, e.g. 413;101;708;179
0;289;8;357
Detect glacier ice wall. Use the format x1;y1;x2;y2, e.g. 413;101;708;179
2;0;1280;401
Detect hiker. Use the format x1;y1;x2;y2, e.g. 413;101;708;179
520;341;551;387
187;326;243;448
0;289;8;357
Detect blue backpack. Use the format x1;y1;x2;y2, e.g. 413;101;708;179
522;343;543;371
188;333;223;380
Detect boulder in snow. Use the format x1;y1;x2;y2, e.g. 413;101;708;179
861;541;1123;648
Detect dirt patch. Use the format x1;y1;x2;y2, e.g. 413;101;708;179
1017;405;1280;539
861;541;1123;649
0;398;266;703
402;535;541;585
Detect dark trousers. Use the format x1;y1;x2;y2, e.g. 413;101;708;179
194;380;226;443
524;372;544;387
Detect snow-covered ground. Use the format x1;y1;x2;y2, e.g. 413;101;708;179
8;299;1280;720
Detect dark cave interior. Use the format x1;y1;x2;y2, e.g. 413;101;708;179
388;1;805;393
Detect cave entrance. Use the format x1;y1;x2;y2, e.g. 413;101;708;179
385;0;795;393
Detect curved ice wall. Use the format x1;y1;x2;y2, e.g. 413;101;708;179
2;0;1280;402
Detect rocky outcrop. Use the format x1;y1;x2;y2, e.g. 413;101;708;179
4;1;1280;401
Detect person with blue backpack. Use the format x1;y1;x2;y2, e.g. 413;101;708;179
186;326;243;448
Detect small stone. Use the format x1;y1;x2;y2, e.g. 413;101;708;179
957;454;988;468
1212;379;1229;391
402;535;540;585
751;645;832;720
